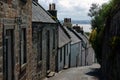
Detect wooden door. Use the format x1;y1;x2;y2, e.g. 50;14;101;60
46;31;50;73
64;46;66;67
4;29;14;80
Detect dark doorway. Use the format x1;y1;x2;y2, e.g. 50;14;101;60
69;53;71;67
46;30;50;74
55;52;58;72
4;29;14;80
64;46;66;67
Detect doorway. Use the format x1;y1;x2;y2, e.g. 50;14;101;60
4;29;14;80
46;30;50;74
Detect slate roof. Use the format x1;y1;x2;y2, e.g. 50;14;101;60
72;30;89;48
32;1;55;23
78;33;87;44
58;26;71;48
64;27;81;44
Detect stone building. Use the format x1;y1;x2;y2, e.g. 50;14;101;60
32;1;58;79
0;0;33;80
63;18;82;67
57;23;71;72
64;27;82;67
73;25;95;66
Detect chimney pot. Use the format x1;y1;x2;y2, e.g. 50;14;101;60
48;3;57;20
63;18;72;28
49;4;52;10
51;3;56;10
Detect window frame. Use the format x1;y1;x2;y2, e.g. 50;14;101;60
19;28;27;79
37;29;42;62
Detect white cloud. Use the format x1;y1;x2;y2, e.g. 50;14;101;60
38;0;109;20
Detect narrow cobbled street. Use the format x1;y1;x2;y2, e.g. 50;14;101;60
44;64;101;80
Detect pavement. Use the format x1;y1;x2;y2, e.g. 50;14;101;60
44;64;102;80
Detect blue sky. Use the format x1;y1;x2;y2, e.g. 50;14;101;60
38;0;109;20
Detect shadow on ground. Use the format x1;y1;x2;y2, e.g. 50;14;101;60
85;67;105;80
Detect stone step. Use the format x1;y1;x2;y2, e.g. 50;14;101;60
47;71;55;78
64;65;68;69
47;70;51;74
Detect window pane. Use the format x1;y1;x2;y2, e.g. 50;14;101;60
20;28;26;65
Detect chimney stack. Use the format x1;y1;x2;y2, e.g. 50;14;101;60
63;18;72;28
73;24;84;34
48;3;57;20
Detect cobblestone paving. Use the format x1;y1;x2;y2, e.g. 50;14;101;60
44;64;101;80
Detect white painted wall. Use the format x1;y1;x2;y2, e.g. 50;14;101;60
57;43;71;71
70;42;81;67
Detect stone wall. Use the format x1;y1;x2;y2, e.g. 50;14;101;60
32;23;58;80
0;0;33;80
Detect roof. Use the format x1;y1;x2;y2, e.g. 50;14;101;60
72;30;89;48
64;27;81;44
58;26;71;48
32;1;56;23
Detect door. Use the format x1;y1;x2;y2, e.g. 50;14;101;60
46;30;50;74
64;46;66;67
4;29;14;80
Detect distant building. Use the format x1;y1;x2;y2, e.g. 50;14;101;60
0;0;33;80
63;18;72;28
64;27;82;67
32;1;58;79
73;25;95;66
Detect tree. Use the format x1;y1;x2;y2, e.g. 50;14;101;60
88;2;112;64
88;3;99;18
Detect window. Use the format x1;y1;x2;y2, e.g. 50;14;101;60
60;48;62;62
37;30;42;62
20;28;26;67
19;28;26;79
67;44;68;55
53;29;55;49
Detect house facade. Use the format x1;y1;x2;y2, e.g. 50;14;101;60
0;0;33;80
0;1;95;80
73;25;95;66
63;18;82;67
57;23;71;71
32;1;58;79
65;27;82;67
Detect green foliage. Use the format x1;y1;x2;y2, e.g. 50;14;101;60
85;32;90;37
88;3;99;18
89;29;97;43
89;0;120;64
88;0;120;64
110;36;120;50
